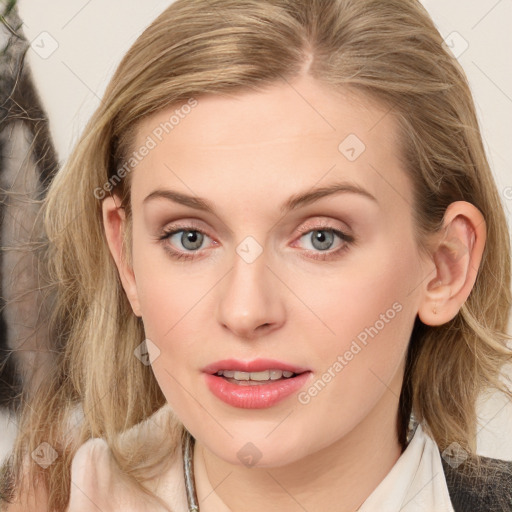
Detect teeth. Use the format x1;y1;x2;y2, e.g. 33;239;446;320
247;370;270;381
216;369;296;381
269;369;282;380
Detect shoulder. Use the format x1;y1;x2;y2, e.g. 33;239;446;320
441;452;512;512
68;427;186;512
69;437;164;511
68;437;121;510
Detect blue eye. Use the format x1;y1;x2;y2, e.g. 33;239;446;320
301;229;337;251
295;228;354;261
159;228;211;260
170;230;206;251
158;225;354;262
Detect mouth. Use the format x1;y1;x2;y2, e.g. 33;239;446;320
202;358;312;408
202;358;309;383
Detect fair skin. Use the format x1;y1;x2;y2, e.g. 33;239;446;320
98;75;485;512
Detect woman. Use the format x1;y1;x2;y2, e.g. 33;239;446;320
2;0;512;510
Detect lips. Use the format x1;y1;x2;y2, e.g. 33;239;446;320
202;358;312;408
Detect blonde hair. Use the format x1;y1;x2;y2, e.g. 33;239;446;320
2;0;511;510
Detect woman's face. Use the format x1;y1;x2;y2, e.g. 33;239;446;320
122;75;432;467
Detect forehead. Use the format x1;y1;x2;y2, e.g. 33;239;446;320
134;77;396;147
128;76;410;217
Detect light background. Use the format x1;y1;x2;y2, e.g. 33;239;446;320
1;0;511;462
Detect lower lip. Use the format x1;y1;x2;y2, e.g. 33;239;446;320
204;372;312;409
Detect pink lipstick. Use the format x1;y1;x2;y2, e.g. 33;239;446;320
202;358;312;409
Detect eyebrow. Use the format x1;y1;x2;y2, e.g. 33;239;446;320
143;181;377;215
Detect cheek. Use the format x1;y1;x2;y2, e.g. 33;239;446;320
296;238;420;408
130;225;206;337
303;237;420;350
135;270;208;353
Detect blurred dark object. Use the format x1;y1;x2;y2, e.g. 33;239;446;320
0;0;59;409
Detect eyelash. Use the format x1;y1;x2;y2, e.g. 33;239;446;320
157;221;355;262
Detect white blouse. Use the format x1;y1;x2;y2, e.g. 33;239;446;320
67;407;454;511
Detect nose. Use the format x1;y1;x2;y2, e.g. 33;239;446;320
215;244;286;340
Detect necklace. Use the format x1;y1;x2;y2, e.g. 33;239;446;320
181;414;418;512
182;430;199;512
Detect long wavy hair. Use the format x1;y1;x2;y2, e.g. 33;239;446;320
2;0;511;510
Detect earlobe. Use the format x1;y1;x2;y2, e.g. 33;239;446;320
102;195;142;317
418;201;486;326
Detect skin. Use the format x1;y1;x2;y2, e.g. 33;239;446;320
102;74;486;512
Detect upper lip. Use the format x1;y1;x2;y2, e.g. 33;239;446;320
202;358;310;375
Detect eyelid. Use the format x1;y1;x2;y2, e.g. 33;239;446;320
159;219;214;239
294;218;351;236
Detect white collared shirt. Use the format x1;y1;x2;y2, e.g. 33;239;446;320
358;422;454;511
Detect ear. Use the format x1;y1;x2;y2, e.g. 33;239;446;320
418;201;486;326
102;195;142;317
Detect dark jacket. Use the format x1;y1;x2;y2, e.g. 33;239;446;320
441;452;512;511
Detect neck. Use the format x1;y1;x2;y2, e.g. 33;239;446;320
193;389;403;512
